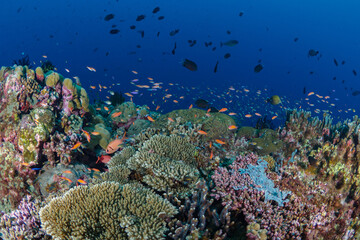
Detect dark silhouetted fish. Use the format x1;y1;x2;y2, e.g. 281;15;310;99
342;60;346;65
303;87;306;94
157;32;160;37
158;16;165;20
353;69;357;76
195;99;210;109
169;29;180;36
224;53;231;59
333;77;336;80
172;42;176;55
188;40;196;47
352;91;360;96
152;7;160;14
334;58;338;66
112;24;117;28
106;52;109;56
254;64;263;73
221;40;238;47
214;61;219;73
308;49;319;57
181;59;197;71
293;37;299;42
138;30;144;38
204;41;212;47
130;25;136;30
136;15;145;21
110;29;120;34
136;45;141;48
227;30;231;35
212;47;216;51
239;11;244;17
104;14;115;21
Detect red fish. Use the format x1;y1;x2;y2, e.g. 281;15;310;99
96;155;112;164
106;132;127;154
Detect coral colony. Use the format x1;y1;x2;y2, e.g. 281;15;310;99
1;64;360;239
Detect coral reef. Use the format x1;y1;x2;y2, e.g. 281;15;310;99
0;195;49;239
127;134;200;197
40;181;177;240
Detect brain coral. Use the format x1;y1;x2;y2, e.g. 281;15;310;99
39;181;177;240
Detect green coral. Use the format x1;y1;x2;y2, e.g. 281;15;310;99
18;115;50;163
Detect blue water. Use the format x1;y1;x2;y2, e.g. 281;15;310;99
1;0;360;123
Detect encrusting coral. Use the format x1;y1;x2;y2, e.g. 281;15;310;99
39;181;177;240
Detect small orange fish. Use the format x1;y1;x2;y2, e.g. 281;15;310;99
63;170;73;174
90;86;96;89
111;111;122;118
209;141;212;148
207;108;211;113
173;100;178;103
168;117;175;122
271;116;278;120
77;179;87;184
91;131;100;135
104;106;109;111
82;130;91;143
255;113;262;117
132;70;138;74
219;108;228;113
228;112;237;116
59;176;73;183
42;55;48;58
228;125;238;130
198;130;208;135
21;162;30;166
65;68;70;73
71;142;82;150
106;132;128;154
147;116;155;122
206;113;211;117
125;93;134;97
88;168;100;172
189;104;193;109
210;150;213;159
215;139;226;145
245;114;252;118
308;92;314;96
156;105;160;111
86;66;96;72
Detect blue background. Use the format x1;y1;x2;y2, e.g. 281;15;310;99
1;0;360;124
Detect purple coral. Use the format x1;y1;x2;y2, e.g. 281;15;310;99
210;152;343;239
0;195;47;239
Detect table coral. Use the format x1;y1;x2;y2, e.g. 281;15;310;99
39;181;177;240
